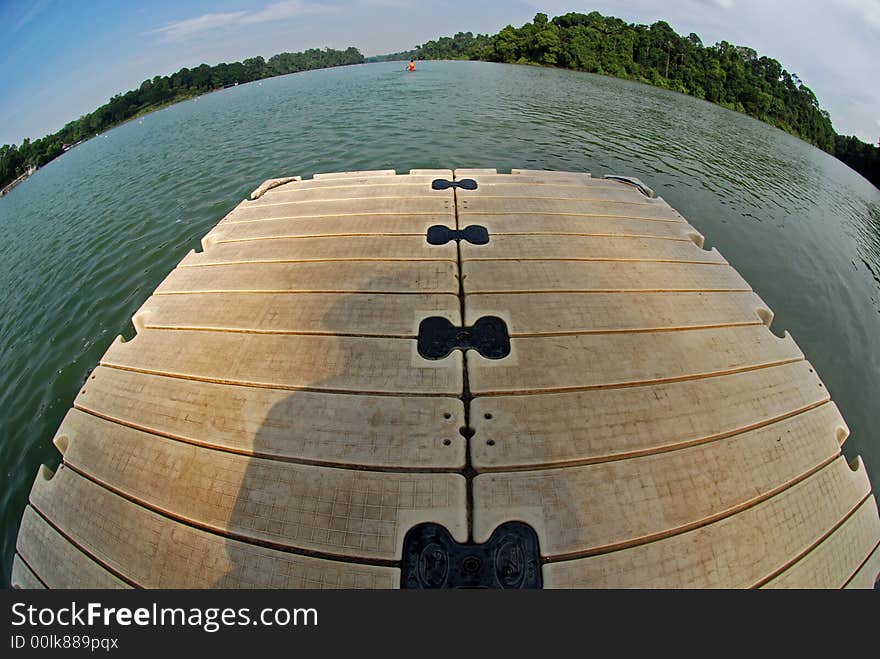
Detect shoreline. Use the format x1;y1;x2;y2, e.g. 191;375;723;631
0;170;30;197
0;63;368;200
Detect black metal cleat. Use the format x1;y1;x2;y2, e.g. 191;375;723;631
426;225;489;245
402;522;542;589
417;316;510;360
431;178;478;190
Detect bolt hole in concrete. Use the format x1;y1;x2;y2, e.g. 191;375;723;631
443;412;452;419
486;440;496;446
443;439;452;446
484;413;493;419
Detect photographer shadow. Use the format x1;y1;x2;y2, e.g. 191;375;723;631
210;275;466;588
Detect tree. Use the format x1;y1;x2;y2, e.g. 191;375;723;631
409;10;877;187
1;46;365;190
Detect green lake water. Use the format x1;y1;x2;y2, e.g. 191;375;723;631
1;60;878;587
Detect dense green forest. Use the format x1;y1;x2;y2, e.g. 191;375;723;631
365;49;417;63
0;46;363;191
412;12;879;188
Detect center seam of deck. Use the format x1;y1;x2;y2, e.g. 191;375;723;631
452;179;478;542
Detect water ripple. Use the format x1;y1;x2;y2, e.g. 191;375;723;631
1;61;879;586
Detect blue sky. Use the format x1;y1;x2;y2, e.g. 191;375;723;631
1;0;878;146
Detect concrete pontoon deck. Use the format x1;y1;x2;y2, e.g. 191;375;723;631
12;168;880;588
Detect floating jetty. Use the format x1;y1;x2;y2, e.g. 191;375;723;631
12;168;880;588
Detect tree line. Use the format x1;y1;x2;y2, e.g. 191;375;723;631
1;47;364;191
412;12;879;188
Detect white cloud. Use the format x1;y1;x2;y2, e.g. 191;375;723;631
836;0;880;30
354;0;411;8
11;0;52;33
152;1;330;42
692;0;735;9
244;0;330;24
152;11;249;40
